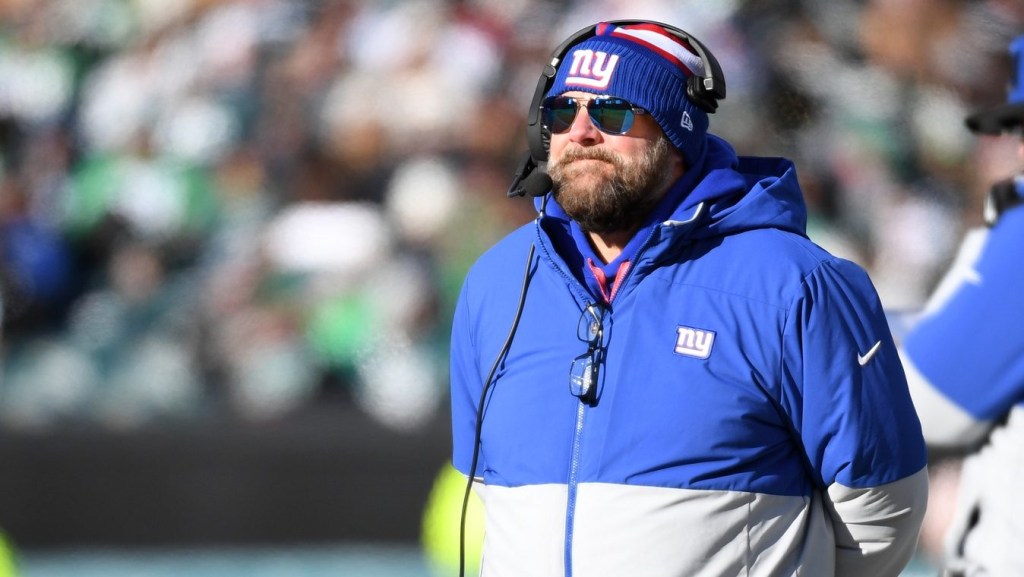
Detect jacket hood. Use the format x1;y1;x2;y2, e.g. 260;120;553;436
666;135;808;241
535;134;808;264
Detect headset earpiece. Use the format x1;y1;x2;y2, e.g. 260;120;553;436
525;64;556;165
682;34;726;114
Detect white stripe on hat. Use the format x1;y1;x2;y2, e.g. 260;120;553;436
611;26;706;77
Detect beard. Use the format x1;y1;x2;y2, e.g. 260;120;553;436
549;135;677;234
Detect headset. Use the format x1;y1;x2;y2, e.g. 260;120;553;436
507;19;728;198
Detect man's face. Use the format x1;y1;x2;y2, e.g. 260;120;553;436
548;91;683;234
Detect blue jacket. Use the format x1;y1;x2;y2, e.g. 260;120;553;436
451;136;928;577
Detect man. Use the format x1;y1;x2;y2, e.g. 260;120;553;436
450;21;928;577
901;34;1024;577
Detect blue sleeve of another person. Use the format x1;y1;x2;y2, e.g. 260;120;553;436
904;208;1024;420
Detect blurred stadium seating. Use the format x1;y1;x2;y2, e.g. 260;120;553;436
2;0;1023;575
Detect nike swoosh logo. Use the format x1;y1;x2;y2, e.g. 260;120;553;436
857;341;882;366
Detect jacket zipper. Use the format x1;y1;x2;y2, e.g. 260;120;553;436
563;400;587;577
535;204;704;576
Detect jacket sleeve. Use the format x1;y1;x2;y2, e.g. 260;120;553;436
450;277;486;480
782;258;929;577
902;220;1024;450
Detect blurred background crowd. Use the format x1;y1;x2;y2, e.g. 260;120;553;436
1;0;1023;572
4;0;1023;434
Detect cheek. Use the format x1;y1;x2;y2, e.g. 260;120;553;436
548;136;569;163
619;139;657;158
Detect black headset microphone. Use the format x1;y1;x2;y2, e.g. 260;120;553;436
462;21;727;577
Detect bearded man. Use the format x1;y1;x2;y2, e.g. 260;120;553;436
450;20;928;577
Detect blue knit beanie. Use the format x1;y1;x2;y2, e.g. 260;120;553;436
546;22;709;166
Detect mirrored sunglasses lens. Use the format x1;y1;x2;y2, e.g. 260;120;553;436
544;97;578;133
589;99;634;134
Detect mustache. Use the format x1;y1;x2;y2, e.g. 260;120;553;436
556;146;621;166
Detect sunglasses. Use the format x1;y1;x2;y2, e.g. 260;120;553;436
542;95;649;135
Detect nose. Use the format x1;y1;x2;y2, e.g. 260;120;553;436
564;104;603;145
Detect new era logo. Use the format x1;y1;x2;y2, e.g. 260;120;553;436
566;49;619;89
675;326;715;359
680;111;693;131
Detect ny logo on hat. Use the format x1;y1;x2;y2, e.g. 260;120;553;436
566;49;619;89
